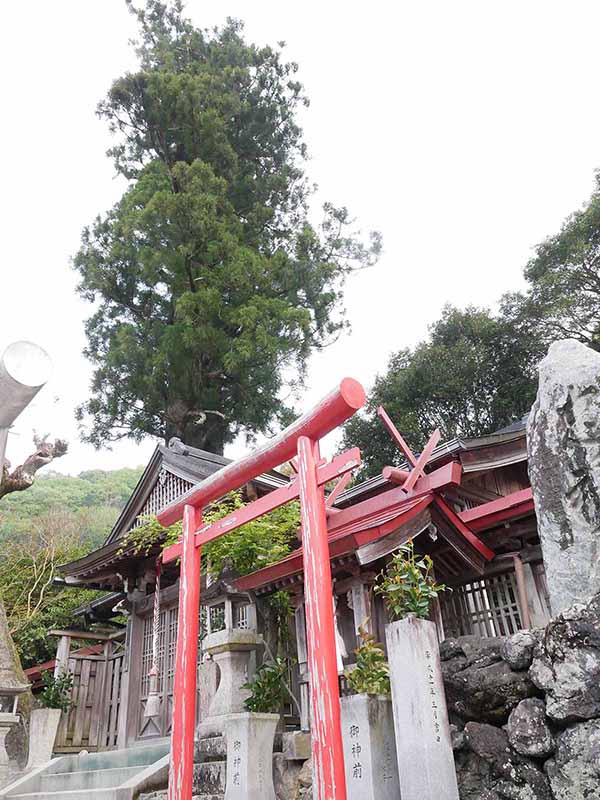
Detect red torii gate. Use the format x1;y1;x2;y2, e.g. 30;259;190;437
159;378;367;800
158;380;494;800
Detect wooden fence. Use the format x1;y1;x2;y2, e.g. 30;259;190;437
52;631;126;753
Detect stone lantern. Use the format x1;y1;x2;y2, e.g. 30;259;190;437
0;631;29;781
198;569;261;737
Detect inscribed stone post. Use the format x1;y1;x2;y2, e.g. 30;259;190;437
528;339;600;614
340;694;399;800
386;615;459;800
224;712;279;800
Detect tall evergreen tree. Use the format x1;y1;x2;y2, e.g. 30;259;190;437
75;1;380;452
342;305;542;476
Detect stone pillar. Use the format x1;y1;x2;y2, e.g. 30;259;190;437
292;599;310;732
224;712;279;800
197;629;261;737
340;694;399;800
528;339;600;614
25;709;61;769
347;578;374;641
386;616;459;800
197;655;219;726
0;730;11;788
0;720;13;766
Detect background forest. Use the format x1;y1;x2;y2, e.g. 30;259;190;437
0;468;141;667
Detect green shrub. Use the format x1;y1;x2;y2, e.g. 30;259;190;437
243;658;289;713
39;671;74;713
375;540;447;620
344;626;390;696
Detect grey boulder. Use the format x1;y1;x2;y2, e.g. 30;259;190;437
507;698;554;758
544;719;600;799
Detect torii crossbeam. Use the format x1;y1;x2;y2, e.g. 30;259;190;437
158;378;367;800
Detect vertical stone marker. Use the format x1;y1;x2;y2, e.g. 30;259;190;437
340;694;399;800
386;616;459;800
528;339;600;615
224;712;279;800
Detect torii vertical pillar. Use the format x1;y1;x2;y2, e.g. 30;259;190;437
168;505;202;800
297;436;347;800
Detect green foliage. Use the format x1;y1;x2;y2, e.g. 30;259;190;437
518;172;600;349
202;493;299;577
118;513;181;557
243;657;289;713
344;626;390;696
375;541;447;620
39;671;74;712
122;491;299;578
0;468;142;545
342;305;541;476
266;591;294;650
74;1;381;453
0;468;141;668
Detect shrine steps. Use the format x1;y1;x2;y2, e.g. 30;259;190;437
137;758;226;800
0;742;170;800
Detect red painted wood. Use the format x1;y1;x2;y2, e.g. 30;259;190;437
377;405;417;466
297;436;347;800
433;495;496;560
381;465;411;484
158;379;366;527
325;470;353;508
162;448;361;564
236;496;434;591
168;505;202;800
328;461;462;535
459;487;534;531
401;428;441;494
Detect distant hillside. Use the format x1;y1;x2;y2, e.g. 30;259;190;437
0;467;143;668
0;467;143;547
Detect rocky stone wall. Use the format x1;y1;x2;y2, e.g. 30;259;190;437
445;592;600;799
293;593;600;799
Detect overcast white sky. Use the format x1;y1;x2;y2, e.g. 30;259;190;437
2;0;600;475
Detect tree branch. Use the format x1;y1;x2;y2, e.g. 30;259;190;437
0;435;68;500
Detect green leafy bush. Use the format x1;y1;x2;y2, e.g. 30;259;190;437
39;671;74;713
122;491;299;579
375;540;447;620
243;658;289;713
344;626;390;696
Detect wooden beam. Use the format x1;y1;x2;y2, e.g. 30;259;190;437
49;629;125;642
459;488;534;532
325;471;353;508
168;505;202;800
297;437;347;800
376;406;417;466
381;466;410;485
401;429;441;494
433;495;496;562
329;461;462;535
158;379;366;527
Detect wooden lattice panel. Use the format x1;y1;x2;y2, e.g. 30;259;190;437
132;470;193;528
440;571;523;638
